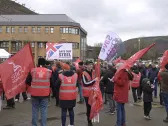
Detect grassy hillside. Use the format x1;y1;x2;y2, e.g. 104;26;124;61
0;0;37;14
123;36;168;60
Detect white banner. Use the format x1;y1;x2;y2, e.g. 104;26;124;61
46;43;72;60
98;32;124;61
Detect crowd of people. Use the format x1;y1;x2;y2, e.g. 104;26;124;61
0;57;168;126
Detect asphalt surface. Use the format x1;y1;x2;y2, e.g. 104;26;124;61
0;94;167;126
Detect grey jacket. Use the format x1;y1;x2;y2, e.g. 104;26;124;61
160;70;168;93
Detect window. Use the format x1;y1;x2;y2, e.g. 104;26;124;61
60;27;63;33
50;27;54;33
24;27;28;33
11;27;15;33
31;42;35;48
0;27;2;33
37;27;41;33
75;29;79;34
0;42;9;48
19;27;22;33
65;28;69;33
71;28;76;34
12;42;22;51
72;43;79;49
45;27;49;33
38;42;43;48
32;27;36;33
6;27;10;33
60;27;79;34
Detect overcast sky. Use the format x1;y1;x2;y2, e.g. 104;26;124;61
16;0;168;46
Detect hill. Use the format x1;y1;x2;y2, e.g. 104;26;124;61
0;0;37;14
123;36;168;60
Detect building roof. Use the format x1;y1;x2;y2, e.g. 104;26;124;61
0;14;87;34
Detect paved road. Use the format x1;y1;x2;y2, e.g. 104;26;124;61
0;96;167;126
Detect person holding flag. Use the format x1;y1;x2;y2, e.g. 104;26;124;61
26;58;52;126
160;63;168;123
82;61;98;126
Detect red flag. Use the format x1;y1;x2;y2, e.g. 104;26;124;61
114;43;155;84
88;59;103;120
0;44;34;99
113;57;126;65
74;58;81;69
158;50;168;80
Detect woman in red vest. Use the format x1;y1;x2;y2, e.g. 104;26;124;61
57;63;78;126
131;66;141;103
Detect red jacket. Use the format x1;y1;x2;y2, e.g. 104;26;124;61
113;69;131;103
131;72;141;88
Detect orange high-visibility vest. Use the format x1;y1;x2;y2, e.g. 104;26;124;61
59;73;78;100
29;67;52;96
82;70;96;97
131;72;141;88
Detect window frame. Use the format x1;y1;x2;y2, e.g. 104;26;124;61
50;27;54;33
24;27;28;33
6;27;10;33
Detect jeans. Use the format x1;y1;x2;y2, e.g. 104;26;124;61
32;97;48;126
116;102;125;126
162;92;168;112
144;102;152;116
132;88;138;102
77;83;84;102
61;108;74;126
153;81;158;97
107;94;115;112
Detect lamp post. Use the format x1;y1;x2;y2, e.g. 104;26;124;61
138;38;140;51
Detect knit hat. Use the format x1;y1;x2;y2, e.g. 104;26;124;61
61;63;70;70
38;58;46;66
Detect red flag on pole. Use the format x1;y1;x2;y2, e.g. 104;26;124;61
114;43;155;84
0;44;34;99
158;50;168;80
74;58;81;69
88;59;103;120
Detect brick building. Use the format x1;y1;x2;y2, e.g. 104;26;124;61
0;14;87;64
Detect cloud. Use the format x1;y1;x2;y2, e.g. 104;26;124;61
16;0;168;45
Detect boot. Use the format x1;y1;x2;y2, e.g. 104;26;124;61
88;122;93;126
163;112;168;123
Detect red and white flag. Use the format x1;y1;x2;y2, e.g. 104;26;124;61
89;59;103;120
0;44;34;99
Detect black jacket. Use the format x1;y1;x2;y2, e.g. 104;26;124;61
142;78;154;102
57;70;77;108
102;68;116;95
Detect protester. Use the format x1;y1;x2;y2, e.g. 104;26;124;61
137;62;147;100
76;61;84;104
26;58;52;126
102;64;116;114
82;61;98;126
148;63;158;98
131;66;141;103
113;63;133;126
142;78;154;120
56;63;78;126
160;63;168;123
52;61;63;106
